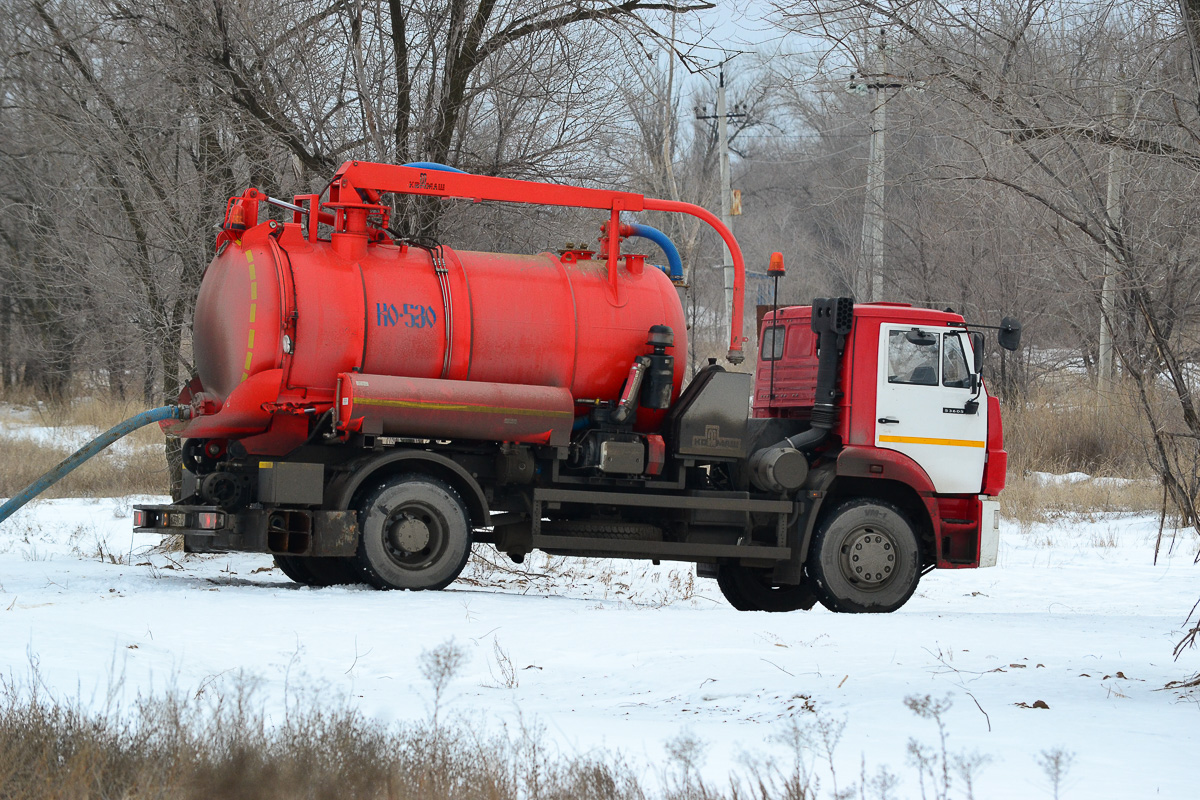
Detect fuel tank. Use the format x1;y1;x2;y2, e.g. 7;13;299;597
179;219;688;450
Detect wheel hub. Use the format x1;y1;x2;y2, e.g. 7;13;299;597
387;516;431;553
841;528;895;586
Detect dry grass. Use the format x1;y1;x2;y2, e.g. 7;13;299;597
1000;379;1165;525
463;547;700;608
0;686;644;800
0;668;1020;800
0;394;170;499
0;679;835;800
1002;379;1152;478
1001;473;1161;527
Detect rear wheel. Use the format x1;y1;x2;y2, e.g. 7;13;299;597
273;555;360;587
716;564;818;612
806;499;921;613
273;554;313;584
354;474;471;590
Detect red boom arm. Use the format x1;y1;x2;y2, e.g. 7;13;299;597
328;161;747;364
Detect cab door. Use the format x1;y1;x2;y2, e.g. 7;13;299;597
874;325;987;494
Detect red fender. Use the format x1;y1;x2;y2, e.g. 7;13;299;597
835;445;942;555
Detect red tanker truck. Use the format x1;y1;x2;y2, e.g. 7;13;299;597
132;161;1020;613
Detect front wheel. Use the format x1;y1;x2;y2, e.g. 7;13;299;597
354;474;471;590
716;564;818;612
806;499;921;613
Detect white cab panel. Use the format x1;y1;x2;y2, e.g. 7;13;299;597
875;325;988;495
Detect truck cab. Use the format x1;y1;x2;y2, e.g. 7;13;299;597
754;302;1005;577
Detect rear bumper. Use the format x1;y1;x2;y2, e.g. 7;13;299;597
133;503;358;556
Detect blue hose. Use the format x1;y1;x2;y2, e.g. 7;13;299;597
404;162;467;173
0;405;188;526
626;223;683;282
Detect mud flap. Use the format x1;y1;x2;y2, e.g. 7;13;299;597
312;511;359;556
979;497;1000;567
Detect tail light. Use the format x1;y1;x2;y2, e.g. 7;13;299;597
133;509;147;527
198;511;224;530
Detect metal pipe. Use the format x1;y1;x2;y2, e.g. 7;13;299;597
0;405;190;526
268;195;336;228
266;196;308;215
611;357;650;425
642;197;746;364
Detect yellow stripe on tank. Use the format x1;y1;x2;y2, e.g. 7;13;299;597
242;248;257;383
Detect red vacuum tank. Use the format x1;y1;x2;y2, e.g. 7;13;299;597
195;235;686;402
173;161;751;453
180;218;686;450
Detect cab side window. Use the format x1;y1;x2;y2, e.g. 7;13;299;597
761;325;785;361
887;330;939;385
942;335;971;388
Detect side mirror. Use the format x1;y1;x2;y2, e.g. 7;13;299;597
998;317;1022;351
905;329;938;347
969;331;984;372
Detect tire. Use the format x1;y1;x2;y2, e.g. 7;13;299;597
716;564;818;612
273;555;361;587
306;557;362;585
354;474;471;590
273;554;314;584
806;499;921;613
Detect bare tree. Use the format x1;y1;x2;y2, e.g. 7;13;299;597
772;0;1200;671
117;0;715;237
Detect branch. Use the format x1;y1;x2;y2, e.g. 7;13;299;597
478;1;713;61
209;0;332;174
1008;124;1200;171
31;1;172;208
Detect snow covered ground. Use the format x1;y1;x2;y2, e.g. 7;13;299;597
0;495;1197;798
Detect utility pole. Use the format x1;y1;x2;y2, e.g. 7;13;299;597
717;70;734;332
863;38;887;304
1098;88;1126;395
847;32;907;302
697;67;746;335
